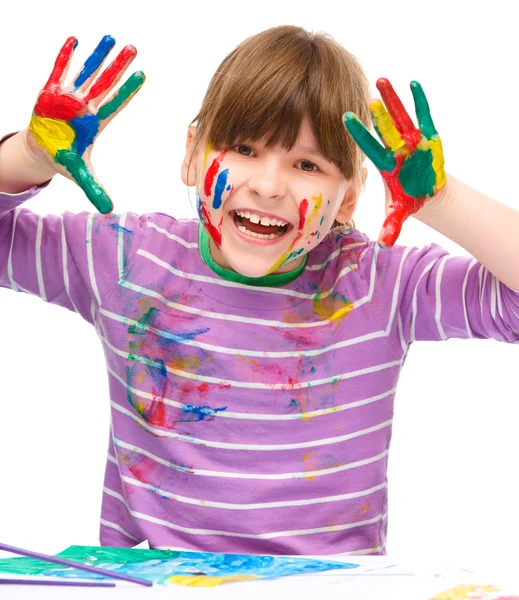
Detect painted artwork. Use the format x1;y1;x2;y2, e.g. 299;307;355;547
0;546;359;586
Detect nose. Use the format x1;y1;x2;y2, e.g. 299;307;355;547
247;157;286;200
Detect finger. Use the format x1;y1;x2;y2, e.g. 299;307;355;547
343;112;396;173
410;81;438;140
369;99;405;152
84;45;137;105
378;208;404;249
97;71;146;126
54;149;113;214
376;78;422;150
44;36;78;90
72;35;116;92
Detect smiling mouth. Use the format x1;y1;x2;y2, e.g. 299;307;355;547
231;210;292;240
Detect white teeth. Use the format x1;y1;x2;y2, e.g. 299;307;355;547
235;210;287;227
236;224;284;239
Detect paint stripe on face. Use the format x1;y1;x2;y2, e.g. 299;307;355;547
212;169;230;209
204;151;227;197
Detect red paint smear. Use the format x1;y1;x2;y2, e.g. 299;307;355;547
298;198;309;230
34;90;85;121
377;78;422;150
45;37;77;90
200;201;222;247
204;150;227;197
380;153;423;247
84;45;137;103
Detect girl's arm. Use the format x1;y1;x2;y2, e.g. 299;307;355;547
414;174;519;291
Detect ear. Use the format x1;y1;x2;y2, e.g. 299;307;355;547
335;169;367;223
181;125;199;186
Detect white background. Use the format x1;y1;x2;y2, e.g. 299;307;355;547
0;0;518;569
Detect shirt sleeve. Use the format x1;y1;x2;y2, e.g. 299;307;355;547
355;238;519;353
0;188;147;326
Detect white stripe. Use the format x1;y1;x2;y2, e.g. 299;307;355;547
35;215;47;301
334;545;385;556
7;206;20;291
136;248;358;302
121;278;367;328
305;242;367;271
435;256;447;340
462;260;477;338
111;400;392;451
119;475;387;510
102;334;401;389
410;260;435;343
117;213;127;280
99;517;141;542
100;307;387;358
146;221;199;248
111;439;388;479
86;214;102;305
107;363;396;420
122;507;388;540
103;483;389;540
59;214;79;314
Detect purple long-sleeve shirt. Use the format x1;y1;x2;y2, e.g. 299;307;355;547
1;183;518;556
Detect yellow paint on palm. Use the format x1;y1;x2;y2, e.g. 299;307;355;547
166;575;256;587
29;115;75;157
369;99;405;151
428;137;446;190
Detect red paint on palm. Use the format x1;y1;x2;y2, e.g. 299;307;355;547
34;89;85;121
44;36;77;89
84;45;137;103
377;78;422;150
380;154;423;247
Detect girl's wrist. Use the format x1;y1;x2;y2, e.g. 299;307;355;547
0;129;57;194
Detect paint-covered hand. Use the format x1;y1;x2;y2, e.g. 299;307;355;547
344;78;446;248
27;35;145;214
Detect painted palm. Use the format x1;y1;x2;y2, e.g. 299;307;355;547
29;35;145;214
344;78;446;248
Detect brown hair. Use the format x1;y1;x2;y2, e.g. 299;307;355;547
189;25;371;229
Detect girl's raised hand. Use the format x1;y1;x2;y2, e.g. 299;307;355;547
344;79;446;248
27;35;145;214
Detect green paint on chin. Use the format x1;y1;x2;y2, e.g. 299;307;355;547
55;149;113;214
399;149;436;198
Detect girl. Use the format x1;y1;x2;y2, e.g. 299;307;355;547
1;26;518;556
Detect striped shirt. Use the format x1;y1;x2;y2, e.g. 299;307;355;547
2;184;519;556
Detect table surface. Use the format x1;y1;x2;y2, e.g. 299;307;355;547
1;555;517;600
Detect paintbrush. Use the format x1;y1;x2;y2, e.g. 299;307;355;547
0;542;153;587
0;577;116;587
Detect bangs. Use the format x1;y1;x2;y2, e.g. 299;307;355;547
192;27;371;180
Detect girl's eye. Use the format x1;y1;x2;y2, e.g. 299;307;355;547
297;160;320;172
233;145;255;157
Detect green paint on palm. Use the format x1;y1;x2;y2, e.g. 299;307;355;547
56;150;113;214
98;72;145;121
399;149;436;198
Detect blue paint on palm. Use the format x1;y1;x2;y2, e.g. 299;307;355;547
74;35;115;89
213;169;229;209
70;115;100;156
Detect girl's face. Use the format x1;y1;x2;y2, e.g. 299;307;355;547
189;118;359;278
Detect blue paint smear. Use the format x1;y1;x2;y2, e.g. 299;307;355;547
181;403;227;420
0;546;360;584
196;193;204;222
74;35;115;89
212;169;229;209
71;114;100;156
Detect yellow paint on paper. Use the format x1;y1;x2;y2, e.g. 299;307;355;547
166;574;257;587
430;583;500;599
